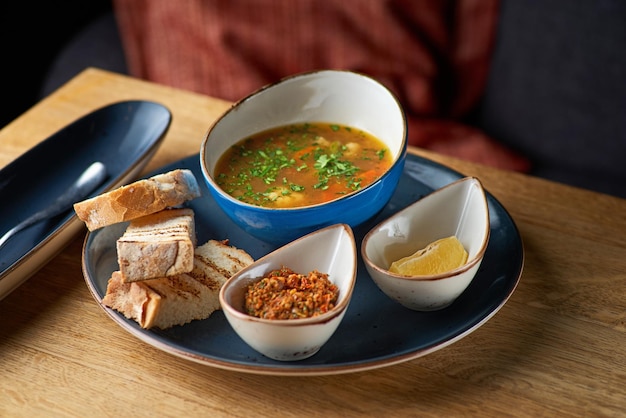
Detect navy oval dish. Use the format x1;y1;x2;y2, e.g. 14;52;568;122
0;100;172;300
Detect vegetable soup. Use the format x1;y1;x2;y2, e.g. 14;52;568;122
214;122;392;208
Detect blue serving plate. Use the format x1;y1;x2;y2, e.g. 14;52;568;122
0;100;172;300
83;152;523;376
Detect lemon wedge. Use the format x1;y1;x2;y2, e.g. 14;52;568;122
389;236;468;276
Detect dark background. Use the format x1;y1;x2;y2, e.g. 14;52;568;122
0;1;112;128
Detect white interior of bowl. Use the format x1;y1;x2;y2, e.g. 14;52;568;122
203;70;406;177
364;177;490;270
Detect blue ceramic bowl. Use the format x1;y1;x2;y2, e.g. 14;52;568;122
200;70;407;245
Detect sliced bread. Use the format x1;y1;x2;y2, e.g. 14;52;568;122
74;169;201;231
116;208;196;282
102;239;254;329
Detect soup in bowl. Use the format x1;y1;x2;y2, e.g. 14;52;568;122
214;121;393;208
200;70;407;245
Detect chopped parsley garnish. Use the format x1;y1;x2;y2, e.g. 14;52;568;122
215;123;390;206
313;153;359;190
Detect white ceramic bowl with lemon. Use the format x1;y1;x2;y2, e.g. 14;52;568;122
361;177;490;311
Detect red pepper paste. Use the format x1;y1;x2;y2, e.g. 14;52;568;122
244;266;339;320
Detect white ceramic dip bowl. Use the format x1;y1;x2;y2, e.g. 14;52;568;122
361;177;490;311
219;223;357;361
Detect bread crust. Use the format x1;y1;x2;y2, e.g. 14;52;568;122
74;169;201;231
103;239;254;329
117;208;196;282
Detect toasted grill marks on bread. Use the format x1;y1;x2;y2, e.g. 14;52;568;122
77;168;255;329
194;239;254;282
74;169;201;231
117;208;196;282
102;239;254;329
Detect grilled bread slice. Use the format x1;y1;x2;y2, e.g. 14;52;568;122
102;239;254;329
74;169;201;231
116;208;196;282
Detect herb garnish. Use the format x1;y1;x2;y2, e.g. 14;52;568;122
215;123;390;206
313;152;359;190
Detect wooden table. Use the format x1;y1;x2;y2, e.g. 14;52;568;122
2;68;625;417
